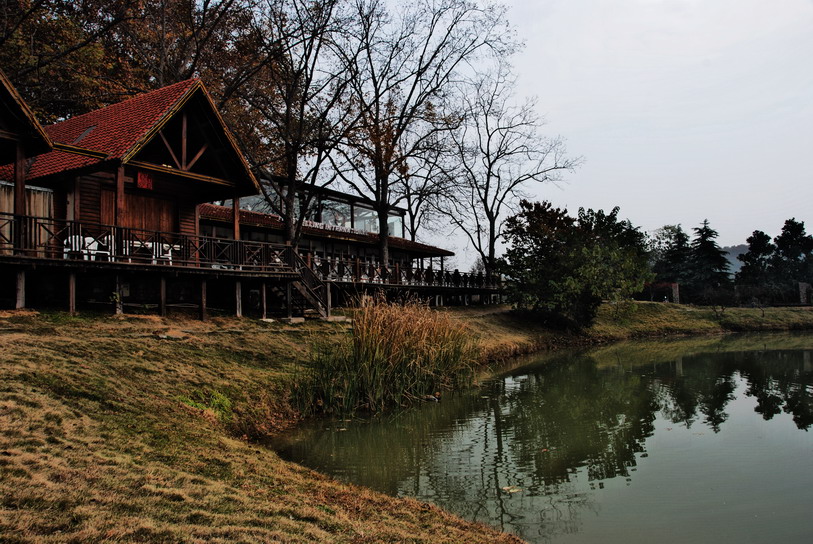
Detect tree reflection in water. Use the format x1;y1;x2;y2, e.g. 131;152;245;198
273;338;813;543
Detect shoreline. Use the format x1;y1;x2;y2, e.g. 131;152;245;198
2;303;813;542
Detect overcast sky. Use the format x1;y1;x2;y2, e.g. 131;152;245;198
508;0;813;243
433;0;813;267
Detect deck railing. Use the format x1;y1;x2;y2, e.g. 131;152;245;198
0;213;501;289
309;254;500;289
0;212;290;273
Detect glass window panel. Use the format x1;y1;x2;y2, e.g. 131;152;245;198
321;199;352;228
354;205;378;233
387;212;403;237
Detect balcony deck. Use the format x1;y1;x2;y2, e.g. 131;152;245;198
1;213;501;316
0;212;299;279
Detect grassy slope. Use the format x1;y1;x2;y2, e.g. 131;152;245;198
0;312;522;544
2;302;813;543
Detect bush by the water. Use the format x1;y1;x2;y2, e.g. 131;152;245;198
297;299;478;414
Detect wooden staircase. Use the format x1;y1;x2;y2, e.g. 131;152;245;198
278;247;330;319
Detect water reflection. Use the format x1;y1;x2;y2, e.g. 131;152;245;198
274;335;813;543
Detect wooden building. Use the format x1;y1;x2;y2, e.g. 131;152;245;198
0;74;498;318
0;77;299;317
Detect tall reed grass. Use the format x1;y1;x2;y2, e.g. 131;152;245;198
296;298;478;415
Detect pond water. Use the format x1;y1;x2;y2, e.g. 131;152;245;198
272;334;813;543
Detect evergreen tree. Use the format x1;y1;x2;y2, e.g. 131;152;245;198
736;230;775;286
688;220;731;303
770;218;813;284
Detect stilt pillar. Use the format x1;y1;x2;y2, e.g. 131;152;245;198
235;280;242;318
15;270;25;309
261;282;267;320
114;275;123;315
68;273;76;315
199;279;208;321
159;276;167;317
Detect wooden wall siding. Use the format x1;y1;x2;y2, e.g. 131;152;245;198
124;192;176;232
78;174;107;225
78;170;189;232
179;204;196;235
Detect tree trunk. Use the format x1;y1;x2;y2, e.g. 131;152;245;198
378;210;390;271
283;185;297;247
486;217;497;276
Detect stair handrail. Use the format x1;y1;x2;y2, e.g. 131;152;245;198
284;246;329;317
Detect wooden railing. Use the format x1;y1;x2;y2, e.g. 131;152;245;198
0;213;500;290
0;212;291;273
309;254;501;289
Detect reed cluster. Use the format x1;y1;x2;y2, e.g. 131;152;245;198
298;299;478;415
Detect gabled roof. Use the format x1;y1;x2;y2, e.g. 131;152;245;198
7;79;259;194
199;203;455;258
0;68;53;163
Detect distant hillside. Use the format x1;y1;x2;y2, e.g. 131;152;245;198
722;244;748;276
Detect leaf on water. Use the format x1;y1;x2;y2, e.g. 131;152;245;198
501;485;521;494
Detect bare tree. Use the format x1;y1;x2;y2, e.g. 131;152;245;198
333;0;512;267
391;133;457;241
242;0;363;247
440;61;580;274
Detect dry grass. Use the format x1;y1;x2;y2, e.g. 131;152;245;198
297;300;477;415
0;311;523;544
3;302;812;542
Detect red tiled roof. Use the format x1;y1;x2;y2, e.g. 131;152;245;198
19;79;198;181
199;203;454;257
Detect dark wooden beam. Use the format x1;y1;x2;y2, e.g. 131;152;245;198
14;142;25;217
158;130;182;169
114;166;125;227
181;111;188;170
185;143;208;171
232;196;240;240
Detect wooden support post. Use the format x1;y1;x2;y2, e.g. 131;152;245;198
394;263;400;285
114;165;125;228
14;143;25;217
199;279;208;321
114;275;123;315
68;273;76;315
232;195;240;240
15;270;25;310
181;111;188;168
159;276;167;317
286;282;293;319
261;282;267;320
235;280;242;318
14;144;26;254
325;283;331;318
